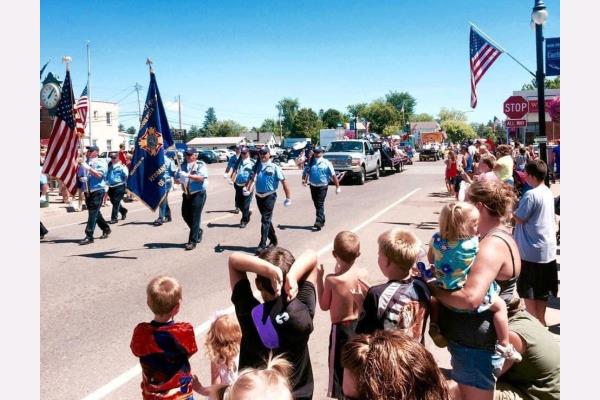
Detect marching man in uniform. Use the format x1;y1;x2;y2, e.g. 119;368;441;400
106;152;129;224
302;146;340;230
230;146;255;228
175;147;208;251
79;145;111;245
154;150;177;226
224;145;241;213
244;146;291;253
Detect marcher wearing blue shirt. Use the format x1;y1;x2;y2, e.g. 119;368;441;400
231;147;255;228
224;146;241;213
155;152;178;226
302;147;340;230
106;153;129;224
79;145;111;245
245;146;291;253
175;147;209;250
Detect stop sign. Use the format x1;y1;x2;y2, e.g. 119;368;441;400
503;96;529;119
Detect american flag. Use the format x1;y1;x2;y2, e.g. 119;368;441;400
470;26;503;108
42;70;80;195
75;85;88;137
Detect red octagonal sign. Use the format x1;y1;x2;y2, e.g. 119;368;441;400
503;96;529;119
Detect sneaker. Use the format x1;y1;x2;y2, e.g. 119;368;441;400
495;343;522;362
185;242;196;251
240;221;247;228
100;229;111;239
109;219;118;224
154;218;164;226
255;246;267;255
233;208;240;214
428;323;448;348
121;209;128;220
165;216;172;222
79;237;94;245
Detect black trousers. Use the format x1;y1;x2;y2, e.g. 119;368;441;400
108;184;128;221
310;185;328;225
234;184;253;223
182;191;206;243
255;193;277;247
84;190;110;238
40;222;48;237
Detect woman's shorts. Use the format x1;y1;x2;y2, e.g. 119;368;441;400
517;259;559;300
448;341;504;390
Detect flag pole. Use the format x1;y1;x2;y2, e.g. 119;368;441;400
469;22;536;78
87;41;93;146
63;56;85;195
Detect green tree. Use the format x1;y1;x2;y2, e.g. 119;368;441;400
521;76;560;90
383;124;402;137
259;119;278;133
438;107;468;123
411;113;435;122
202;107;218;134
293;108;321;141
384;91;416;124
188;125;200;138
441;120;476;143
363;101;401;135
321;108;345;128
345;103;368;120
118;123;125;132
209;120;246;137
276;98;300;136
126;126;136;136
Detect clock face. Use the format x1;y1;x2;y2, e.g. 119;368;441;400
41;83;61;109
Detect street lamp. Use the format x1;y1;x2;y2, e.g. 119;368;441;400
532;0;549;178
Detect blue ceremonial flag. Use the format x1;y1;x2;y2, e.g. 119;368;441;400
127;70;174;211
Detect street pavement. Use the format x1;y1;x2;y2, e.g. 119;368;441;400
40;160;560;400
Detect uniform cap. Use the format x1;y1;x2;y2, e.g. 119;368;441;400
313;146;325;153
185;147;198;155
86;145;99;152
240;146;249;153
259;146;270;154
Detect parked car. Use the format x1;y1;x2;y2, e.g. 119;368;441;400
212;149;230;162
198;149;218;164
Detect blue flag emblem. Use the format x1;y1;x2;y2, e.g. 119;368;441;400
127;71;174;211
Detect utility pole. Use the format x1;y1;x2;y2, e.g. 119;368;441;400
278;108;283;145
87;41;93;146
178;95;182;130
134;83;143;123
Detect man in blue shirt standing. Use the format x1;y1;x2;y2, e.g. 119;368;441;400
302;147;340;230
176;147;209;250
224;146;241;214
245;147;291;253
231;146;255;228
106;153;129;224
79;145;111;245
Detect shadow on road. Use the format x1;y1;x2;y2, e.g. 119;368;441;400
428;192;453;198
379;221;438;230
121;221;155;226
207;222;240;228
206;209;237;214
214;244;257;254
72;249;138;260
277;224;315;231
144;242;186;249
44;238;83;244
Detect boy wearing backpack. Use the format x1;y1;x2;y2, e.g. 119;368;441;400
356;229;431;343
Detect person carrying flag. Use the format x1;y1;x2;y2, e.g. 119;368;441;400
302;146;340;230
154;150;177;226
175;147;208;250
79;145;111;245
106;153;129;224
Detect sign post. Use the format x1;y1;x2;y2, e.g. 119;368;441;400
503;96;529;119
506;119;527;128
545;37;560;77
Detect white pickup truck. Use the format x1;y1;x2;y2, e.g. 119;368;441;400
323;140;381;185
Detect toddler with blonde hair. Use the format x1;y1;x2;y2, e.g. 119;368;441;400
426;202;521;361
223;354;293;400
193;313;242;397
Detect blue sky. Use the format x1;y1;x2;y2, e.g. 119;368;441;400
40;0;560;130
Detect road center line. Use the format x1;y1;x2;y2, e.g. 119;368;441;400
80;187;421;400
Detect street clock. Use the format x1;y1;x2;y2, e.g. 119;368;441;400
40;72;62;116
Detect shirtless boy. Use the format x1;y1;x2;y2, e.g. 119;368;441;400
317;231;369;399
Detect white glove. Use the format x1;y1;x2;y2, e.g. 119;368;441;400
79;176;88;183
242;188;251;197
80;162;91;171
179;171;189;179
223;173;230;179
283;198;292;207
336;187;341;194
